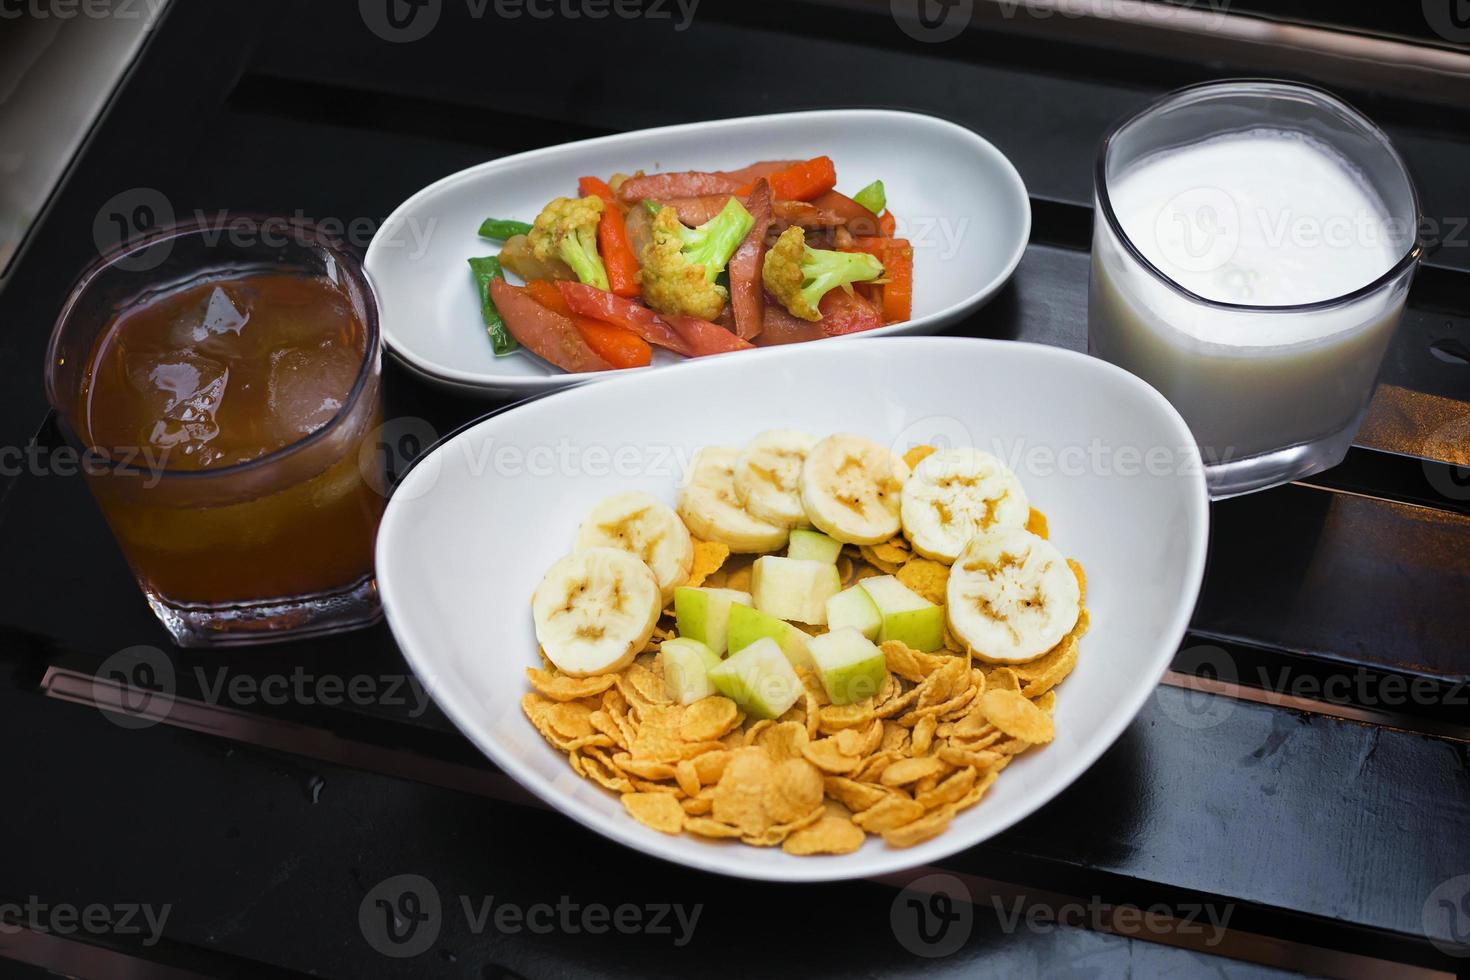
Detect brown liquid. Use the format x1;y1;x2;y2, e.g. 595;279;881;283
83;274;365;468
78;271;383;605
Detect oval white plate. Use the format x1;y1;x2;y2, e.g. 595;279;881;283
376;337;1209;882
366;110;1030;395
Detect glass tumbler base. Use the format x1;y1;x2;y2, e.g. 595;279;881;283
1204;425;1357;499
143;574;381;648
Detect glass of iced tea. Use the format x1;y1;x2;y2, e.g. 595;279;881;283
45;217;385;647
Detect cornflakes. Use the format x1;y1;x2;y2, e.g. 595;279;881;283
896;558;949;606
623;792;686;834
679;696;740;742
687;538;730;588
982;689;1055;744
782;815;866;855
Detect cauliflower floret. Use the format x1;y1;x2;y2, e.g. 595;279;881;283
639;205;738;321
761;226;816;320
528;196;608;290
762;226;884;323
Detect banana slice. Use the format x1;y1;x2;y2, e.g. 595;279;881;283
532;547;662;676
678;447;790;553
946;527;1080;664
900;449;1030;563
733;429;818;528
574;491;693;602
799;434;911;545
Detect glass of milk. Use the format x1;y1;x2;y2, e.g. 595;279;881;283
1089;80;1421;497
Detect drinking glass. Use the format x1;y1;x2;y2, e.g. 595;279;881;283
45;218;385;646
1089;80;1422;498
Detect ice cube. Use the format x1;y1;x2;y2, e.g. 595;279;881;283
199;285;248;338
125;351;227;418
265;344;359;441
124;350;230;460
172;285;250;351
239;277;353;352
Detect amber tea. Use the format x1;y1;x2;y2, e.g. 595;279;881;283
47;223;385;646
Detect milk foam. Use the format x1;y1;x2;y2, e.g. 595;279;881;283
1110;130;1399;310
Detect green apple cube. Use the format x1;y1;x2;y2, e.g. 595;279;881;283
726;603;815;670
707;637;803;720
674;587;751;655
660;637;723;705
859;575;945;652
808;627;888;704
751;556;841;626
787;528;843;564
826;585;882;641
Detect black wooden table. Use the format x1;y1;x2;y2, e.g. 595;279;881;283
1;2;1468;977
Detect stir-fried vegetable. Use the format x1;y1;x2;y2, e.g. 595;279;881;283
479;218;534;240
852;180;886;215
557;282;752;357
497;234;573;282
489;278;612;373
524;278;650;368
882;240;912;321
528;196;609;291
577;176;612;200
468;255;517;355
577;176;641;298
844;236;913;323
557;281;693;356
468;154;913;373
639;197;753;321
739;156;837;202
667;197;754;278
762;226;884;322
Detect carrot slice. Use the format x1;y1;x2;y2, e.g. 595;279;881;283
736;156;836;202
878;210;896;237
524;279;650;367
578;176;614;202
575;177;641;298
524;278;573;313
598;208;641;298
878;240;912;323
843;237;913;324
571;317;652;367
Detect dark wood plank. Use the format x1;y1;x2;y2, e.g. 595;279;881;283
1198;483;1470;683
988;687;1469;955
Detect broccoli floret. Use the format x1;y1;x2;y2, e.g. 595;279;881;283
528;196;608;291
762;226;885;322
639;198;754;321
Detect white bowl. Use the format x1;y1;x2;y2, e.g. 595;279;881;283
376;338;1209;881
365;110;1030;395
